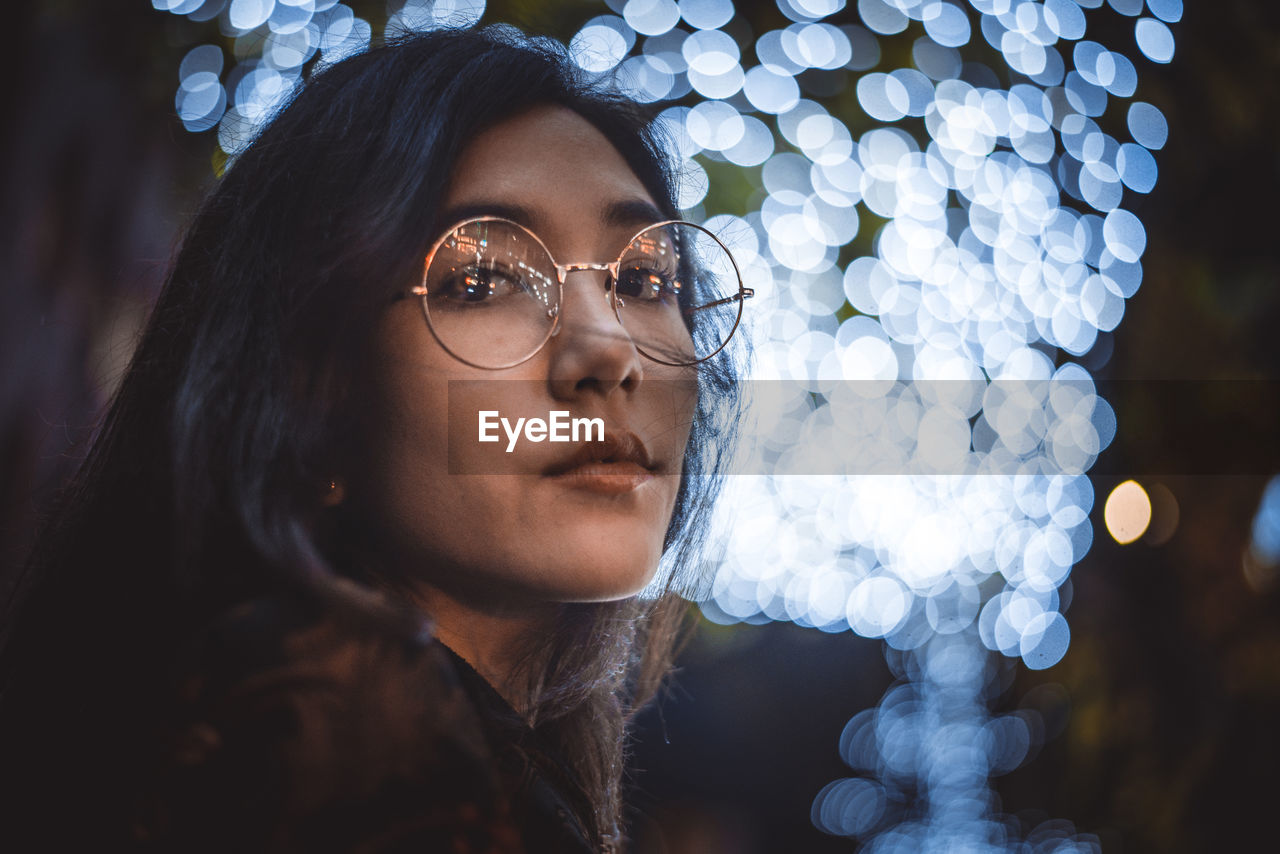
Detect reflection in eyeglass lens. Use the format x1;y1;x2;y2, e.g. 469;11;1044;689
421;219;743;368
617;223;744;367
427;223;557;310
423;221;560;368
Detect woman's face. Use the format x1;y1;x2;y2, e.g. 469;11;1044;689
350;105;697;608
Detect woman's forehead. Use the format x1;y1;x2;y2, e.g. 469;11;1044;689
440;104;660;241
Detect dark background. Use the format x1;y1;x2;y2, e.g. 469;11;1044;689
4;2;1278;852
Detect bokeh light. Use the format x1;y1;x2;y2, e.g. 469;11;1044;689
1243;475;1280;593
1105;479;1152;544
156;0;385;157
1250;477;1280;564
1135;16;1176;64
1143;481;1179;545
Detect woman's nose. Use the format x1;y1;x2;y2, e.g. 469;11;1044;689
546;270;643;399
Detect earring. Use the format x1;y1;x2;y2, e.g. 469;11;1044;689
323;477;346;507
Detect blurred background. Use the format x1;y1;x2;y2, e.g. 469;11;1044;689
3;1;1278;852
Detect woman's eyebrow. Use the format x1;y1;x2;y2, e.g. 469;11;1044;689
436;201;536;228
435;198;667;233
603;198;667;229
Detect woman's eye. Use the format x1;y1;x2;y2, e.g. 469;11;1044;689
434;265;525;304
616;264;682;303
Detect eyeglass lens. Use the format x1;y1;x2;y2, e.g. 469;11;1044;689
421;219;743;368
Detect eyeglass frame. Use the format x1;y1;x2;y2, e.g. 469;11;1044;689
399;215;754;371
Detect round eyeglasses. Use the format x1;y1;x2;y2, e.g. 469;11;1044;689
404;216;753;370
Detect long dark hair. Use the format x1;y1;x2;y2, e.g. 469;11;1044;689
0;26;740;847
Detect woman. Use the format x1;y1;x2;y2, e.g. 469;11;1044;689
0;26;746;852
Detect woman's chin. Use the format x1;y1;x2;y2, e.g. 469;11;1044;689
535;562;660;604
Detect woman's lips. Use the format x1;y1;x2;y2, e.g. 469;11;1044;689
542;430;657;495
542;430;655;478
546;461;655;494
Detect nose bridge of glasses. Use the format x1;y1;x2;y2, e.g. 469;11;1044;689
548;261;625;339
556;261;619;303
557;262;615;296
558;261;614;277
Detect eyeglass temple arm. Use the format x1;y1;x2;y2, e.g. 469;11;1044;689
682;287;754;315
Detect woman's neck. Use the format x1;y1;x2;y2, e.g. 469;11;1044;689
408;583;557;714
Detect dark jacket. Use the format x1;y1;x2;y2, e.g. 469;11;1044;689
4;596;603;853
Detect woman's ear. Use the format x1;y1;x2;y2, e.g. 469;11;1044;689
323;478;346;507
